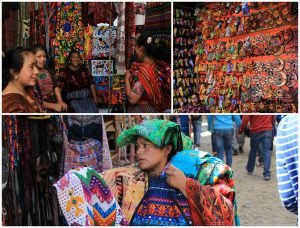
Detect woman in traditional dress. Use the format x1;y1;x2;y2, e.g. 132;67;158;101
2;48;45;113
31;45;68;112
54;119;235;226
56;50;98;113
125;34;171;113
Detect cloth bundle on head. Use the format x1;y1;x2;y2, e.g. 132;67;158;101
117;119;192;152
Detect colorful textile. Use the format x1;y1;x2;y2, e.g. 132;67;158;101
171;150;236;225
36;68;58;103
92;26;117;58
101;166;146;222
56;67;95;94
171;150;235;202
83;25;94;60
128;61;171;112
186;178;234;226
275;115;298;215
130;175;192;226
52;3;84;72
54;167;128;226
117;119;183;153
182;133;193;150
64;136;103;174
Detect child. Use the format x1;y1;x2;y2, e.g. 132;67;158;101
31;45;67;112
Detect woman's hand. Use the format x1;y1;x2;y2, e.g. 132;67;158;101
125;70;131;81
58;101;68;112
53;103;63;112
166;165;187;197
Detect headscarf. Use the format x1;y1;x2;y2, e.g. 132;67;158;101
117;119;191;153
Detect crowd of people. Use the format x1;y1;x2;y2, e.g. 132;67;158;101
2;33;171;113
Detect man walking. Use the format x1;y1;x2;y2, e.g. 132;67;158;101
239;115;275;180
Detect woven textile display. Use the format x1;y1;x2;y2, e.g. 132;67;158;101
52;3;84;72
63;134;103;174
54;167;128;226
174;2;298;113
92;25;117;58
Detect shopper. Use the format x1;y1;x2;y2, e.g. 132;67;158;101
207;115;241;166
239;115;275;180
55;119;235;226
2;48;45;113
191;115;202;149
125;33;171;113
31;45;67;112
56;50;98;113
184;93;206;113
275;115;298;215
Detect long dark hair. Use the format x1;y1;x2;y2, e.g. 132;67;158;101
135;33;170;63
2;48;33;90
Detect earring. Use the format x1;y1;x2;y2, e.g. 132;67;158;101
14;75;18;80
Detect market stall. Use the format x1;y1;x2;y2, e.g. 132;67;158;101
173;2;298;113
2;2;171;113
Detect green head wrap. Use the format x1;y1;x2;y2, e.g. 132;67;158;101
117;119;192;153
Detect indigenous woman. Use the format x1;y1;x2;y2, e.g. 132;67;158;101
125;34;171;113
56;50;98;113
2;48;45;113
31;45;68;112
54;119;235;226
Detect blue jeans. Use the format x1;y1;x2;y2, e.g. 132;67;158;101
247;130;272;177
212;128;234;166
192;119;202;147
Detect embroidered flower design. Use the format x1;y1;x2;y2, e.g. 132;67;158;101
66;189;85;217
147;37;152;44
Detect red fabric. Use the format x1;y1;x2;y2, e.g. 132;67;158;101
186;178;234;226
240;115;275;133
129;61;171;112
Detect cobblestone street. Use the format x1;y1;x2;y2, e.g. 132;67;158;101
199;121;297;226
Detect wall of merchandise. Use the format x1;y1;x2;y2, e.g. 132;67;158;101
173;2;298;113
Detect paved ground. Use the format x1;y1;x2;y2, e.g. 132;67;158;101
199;121;297;226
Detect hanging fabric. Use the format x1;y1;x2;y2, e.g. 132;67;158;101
115;2;126;75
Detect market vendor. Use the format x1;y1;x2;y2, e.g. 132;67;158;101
56;50;98;113
54;119;235;226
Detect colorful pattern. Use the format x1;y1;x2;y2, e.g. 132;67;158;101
53;3;84;72
171;150;235;202
36;68;57;102
64;136;103;174
54;167;128;226
83;25;94;60
92;26;117;58
117;119;183;153
129;61;171;112
101;166;146;222
131;175;192;226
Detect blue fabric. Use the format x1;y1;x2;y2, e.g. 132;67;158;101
130;175;192;226
179;116;189;136
275;115;298;215
212;128;234;167
247;130;272;177
170;150;223;179
207;115;241;130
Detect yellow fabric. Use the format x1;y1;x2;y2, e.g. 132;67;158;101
101;166;146;222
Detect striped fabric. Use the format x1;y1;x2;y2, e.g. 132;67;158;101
275;115;298;215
